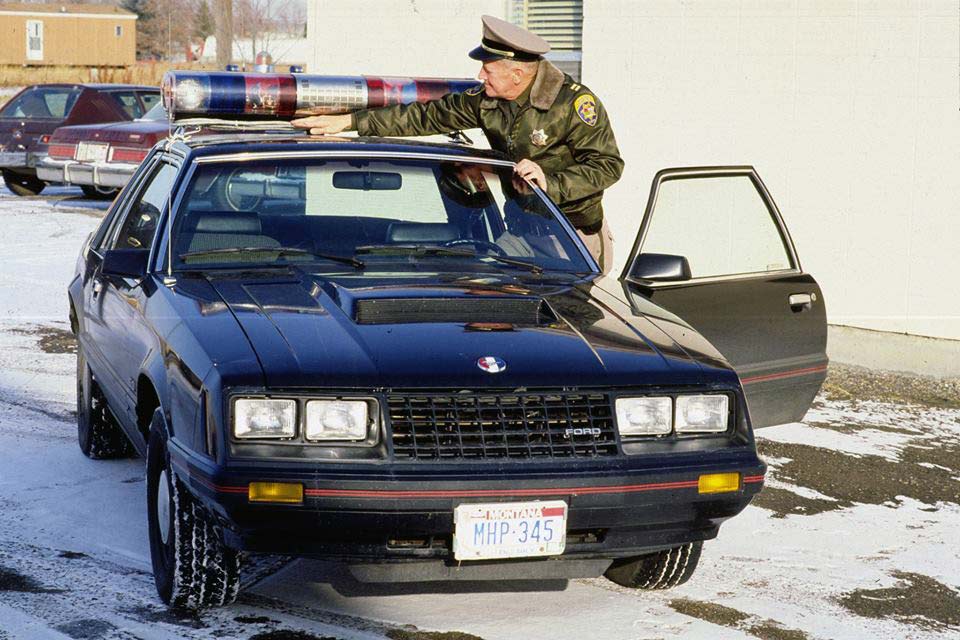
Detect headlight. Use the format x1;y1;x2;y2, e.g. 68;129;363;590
615;396;672;436
676;395;729;433
233;398;297;439
305;400;369;441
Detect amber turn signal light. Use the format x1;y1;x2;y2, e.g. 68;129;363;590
698;473;740;494
248;482;304;504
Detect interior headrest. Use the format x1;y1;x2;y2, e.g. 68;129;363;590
387;222;458;243
187;211;262;234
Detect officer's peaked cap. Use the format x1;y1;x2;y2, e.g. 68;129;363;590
468;15;550;63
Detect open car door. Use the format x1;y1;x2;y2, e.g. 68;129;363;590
620;166;828;428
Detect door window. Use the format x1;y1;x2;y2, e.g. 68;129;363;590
112;162;178;251
641;175;793;279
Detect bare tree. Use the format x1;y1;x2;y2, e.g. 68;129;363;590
214;0;233;67
233;0;304;66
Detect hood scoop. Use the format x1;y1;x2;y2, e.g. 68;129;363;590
355;297;556;325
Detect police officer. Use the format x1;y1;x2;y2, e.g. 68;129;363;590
291;15;624;273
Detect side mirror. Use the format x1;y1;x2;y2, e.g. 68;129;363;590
102;248;149;280
630;253;692;282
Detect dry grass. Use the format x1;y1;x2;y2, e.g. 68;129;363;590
0;61;221;88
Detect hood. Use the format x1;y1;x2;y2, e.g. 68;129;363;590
187;269;724;391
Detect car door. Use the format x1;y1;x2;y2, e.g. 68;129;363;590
88;159;179;425
620;166;827;428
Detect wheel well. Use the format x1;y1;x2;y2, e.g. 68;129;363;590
137;375;160;442
68;299;78;335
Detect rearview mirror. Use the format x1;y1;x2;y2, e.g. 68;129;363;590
333;171;402;190
102;248;149;280
629;253;692;282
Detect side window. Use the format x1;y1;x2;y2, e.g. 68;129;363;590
112;163;178;251
139;92;161;113
641;175;793;278
109;91;142;118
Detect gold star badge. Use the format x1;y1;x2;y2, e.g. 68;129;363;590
530;129;549;146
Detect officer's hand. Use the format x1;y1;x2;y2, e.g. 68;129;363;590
290;114;352;135
514;159;547;191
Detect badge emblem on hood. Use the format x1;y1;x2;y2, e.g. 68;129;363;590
477;356;507;373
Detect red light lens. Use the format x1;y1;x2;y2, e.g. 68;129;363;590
48;144;76;159
109;147;148;163
40;134;51;144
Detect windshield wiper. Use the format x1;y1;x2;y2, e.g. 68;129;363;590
179;246;364;269
355;244;543;274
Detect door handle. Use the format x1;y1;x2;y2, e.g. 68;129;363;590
788;292;815;312
92;280;104;297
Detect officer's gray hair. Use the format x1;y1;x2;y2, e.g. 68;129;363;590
510;60;539;76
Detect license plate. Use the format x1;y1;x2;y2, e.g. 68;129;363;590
76;142;109;163
0;151;27;166
453;500;567;561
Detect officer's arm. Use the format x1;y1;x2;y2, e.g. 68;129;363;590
353;91;482;137
544;95;625;205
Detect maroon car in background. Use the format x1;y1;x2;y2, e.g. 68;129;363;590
0;83;159;196
39;102;168;199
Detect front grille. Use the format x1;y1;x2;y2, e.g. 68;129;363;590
388;391;618;460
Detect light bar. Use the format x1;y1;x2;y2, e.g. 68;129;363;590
161;71;481;121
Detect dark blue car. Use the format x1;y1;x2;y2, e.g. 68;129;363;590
69;131;827;609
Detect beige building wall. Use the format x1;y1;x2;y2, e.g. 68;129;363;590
0;13;136;66
582;0;960;341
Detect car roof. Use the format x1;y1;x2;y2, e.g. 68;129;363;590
172;132;512;164
17;83;157;91
85;84;159;91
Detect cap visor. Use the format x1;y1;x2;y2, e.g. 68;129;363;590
468;45;502;62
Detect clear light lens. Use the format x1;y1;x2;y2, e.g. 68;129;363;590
305;400;369;441
615;396;673;436
234;398;296;439
676;395;729;433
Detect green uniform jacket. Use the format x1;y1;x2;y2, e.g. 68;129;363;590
352;60;624;232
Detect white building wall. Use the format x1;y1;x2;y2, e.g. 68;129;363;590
582;0;960;341
305;0;960;342
307;0;507;77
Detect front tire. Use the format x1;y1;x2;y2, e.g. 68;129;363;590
76;349;133;459
3;170;45;196
146;412;241;610
604;542;703;589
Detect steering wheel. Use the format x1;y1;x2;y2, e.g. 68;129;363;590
442;238;508;256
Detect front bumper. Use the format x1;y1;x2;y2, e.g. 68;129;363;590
37;156;137;188
172;445;766;562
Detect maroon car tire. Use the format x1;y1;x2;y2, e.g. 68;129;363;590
80;184;120;200
3;170;45;196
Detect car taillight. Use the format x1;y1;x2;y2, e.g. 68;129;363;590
108;146;148;163
48;143;76;159
40;134;51;144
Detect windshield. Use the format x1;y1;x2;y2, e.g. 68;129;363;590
170;158;592;274
0;86;81;119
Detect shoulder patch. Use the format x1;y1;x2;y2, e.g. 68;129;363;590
574;94;598;127
465;84;484;96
